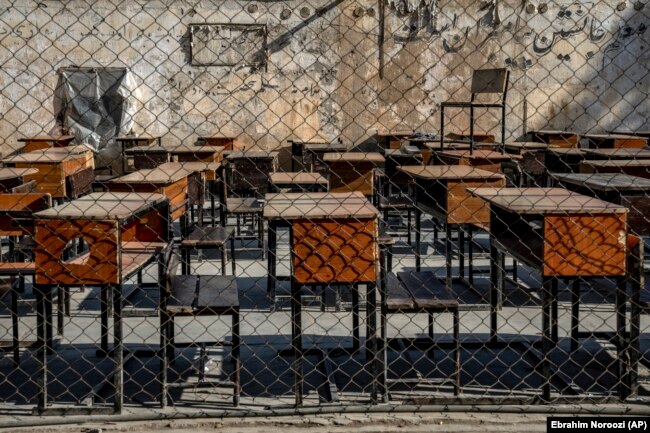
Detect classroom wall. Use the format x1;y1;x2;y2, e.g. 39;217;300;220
0;0;647;155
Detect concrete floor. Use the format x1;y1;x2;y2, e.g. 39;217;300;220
1;218;649;421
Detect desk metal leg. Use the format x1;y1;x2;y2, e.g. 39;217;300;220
570;280;580;353
468;225;474;286
11;288;19;364
45;289;53;356
292;281;303;406
415;207;421;272
112;285;123;414
267;222;277;304
458;226;465;281
615;276;628;400
630;262;642;398
352;286;360;352
445;223;452;290
101;287;109;353
35;287;47;411
366;282;377;404
230;235;236;275
551;278;558;344
541;276;553;402
232;312;241;406
489;241;502;342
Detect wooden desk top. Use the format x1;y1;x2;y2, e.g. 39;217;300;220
110;163;192;184
504;142;552;151
531;129;580;136
269;172;328;185
303;143;348;152
3;146;91;163
582;148;650;159
18;135;75;142
0;167;38;180
436;149;516;160
197;135;236;140
584;133;639;140
35;192;166;220
469;187;627;214
399;165;505;181
263;191;378;219
383;148;423;158
173;161;221;173
581;159;650;168
116;135;161;141
226;151;279;160
124;145;169;154
547;147;585;155
322;152;385;163
608;130;650;138
163;144;224;155
553;173;650;192
374;131;414;138
75;191;167;203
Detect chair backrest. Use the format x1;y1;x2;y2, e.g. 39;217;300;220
471;68;509;98
66;167;95;199
228;156;277;197
10;180;37;194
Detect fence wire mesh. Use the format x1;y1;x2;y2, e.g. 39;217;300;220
0;0;649;421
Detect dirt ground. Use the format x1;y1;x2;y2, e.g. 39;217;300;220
0;412;552;433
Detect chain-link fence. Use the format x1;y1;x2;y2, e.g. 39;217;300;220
0;0;649;423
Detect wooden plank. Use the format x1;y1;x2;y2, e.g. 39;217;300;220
181;226;233;247
269;172;328;186
226;151;279;160
530;130;580;148
121;207;168;243
582;148;650;160
621;195;650;237
0;168;38;181
397;271;458;309
447;178;505;225
579;159;650;179
168;275;199;314
585;134;648;149
385;272;414;310
198;136;235;150
263;192;378;219
322;152;385;163
196;275;239;310
110;163;192;184
445;132;495;143
326;160;376;196
470;187;627;214
35;219;120;285
399;165;504;181
553;173;650;192
292;218;377;284
543;213;627;277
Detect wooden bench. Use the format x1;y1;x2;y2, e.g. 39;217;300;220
380;271;460;397
160;248;240;407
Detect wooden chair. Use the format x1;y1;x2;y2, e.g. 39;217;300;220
377;150;422;244
221;155;276;247
440;68;510;152
378;270;460;400
0;192;52;364
65;166;94;199
180;225;236;276
159;248;241;407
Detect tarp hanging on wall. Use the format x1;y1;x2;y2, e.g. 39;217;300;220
59;67;136;170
